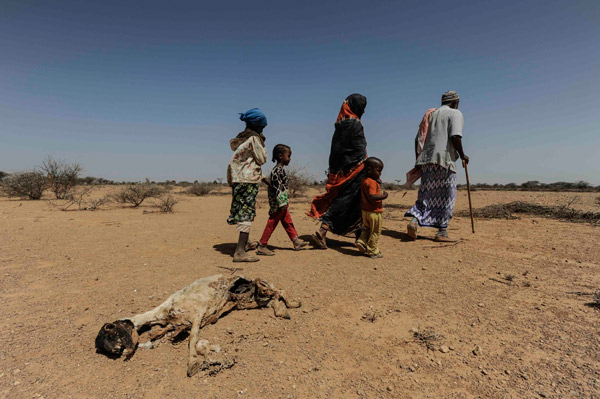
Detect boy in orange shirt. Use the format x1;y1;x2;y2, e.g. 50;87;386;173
355;157;388;258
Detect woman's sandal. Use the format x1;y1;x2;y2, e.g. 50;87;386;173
233;252;260;262
311;231;328;249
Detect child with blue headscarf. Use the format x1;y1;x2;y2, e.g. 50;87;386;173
226;108;268;262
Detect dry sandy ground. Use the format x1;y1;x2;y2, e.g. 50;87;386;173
1;187;599;399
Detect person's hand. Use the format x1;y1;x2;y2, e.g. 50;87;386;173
382;191;389;199
461;155;470;166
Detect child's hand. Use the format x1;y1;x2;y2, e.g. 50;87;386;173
382;191;389;199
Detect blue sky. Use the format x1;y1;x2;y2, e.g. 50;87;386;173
1;0;599;184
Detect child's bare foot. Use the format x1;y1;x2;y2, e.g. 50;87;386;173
256;245;275;256
293;239;308;251
233;251;260;262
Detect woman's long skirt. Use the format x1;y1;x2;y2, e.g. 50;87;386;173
319;169;366;236
227;183;259;225
405;164;457;229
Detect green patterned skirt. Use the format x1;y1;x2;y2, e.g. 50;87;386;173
227;183;259;225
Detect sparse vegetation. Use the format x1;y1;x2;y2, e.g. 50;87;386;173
412;328;444;351
2;171;50;200
113;184;164;207
185;182;215;196
40;156;83;199
287;166;314;198
0;171;8;181
504;274;516;282
157;196;178;213
459;201;600;224
594;290;600;306
50;188;112;211
459;181;599;192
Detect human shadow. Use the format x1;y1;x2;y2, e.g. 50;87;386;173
381;228;436;242
297;234;365;256
213;243;236;256
585;302;600;310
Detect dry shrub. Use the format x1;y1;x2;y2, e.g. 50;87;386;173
458;201;600;224
52;188;112;211
2;171;49;200
413;328;444;351
185;182;215;196
40;156;83;199
114;184;164;207
382;181;404;191
157;196;178;213
594;290;600;306
287;166;313;198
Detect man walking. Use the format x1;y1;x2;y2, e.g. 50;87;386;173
405;91;469;242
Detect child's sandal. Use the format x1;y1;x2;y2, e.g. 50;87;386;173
293;239;308;251
256;245;275;256
354;241;367;253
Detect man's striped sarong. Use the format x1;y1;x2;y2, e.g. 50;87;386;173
405;164;457;229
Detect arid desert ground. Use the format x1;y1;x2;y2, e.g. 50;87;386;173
1;187;599;399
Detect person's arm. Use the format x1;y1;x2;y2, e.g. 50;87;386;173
414;137;419;160
369;191;388;201
251;137;268;166
450;136;469;165
262;176;271;186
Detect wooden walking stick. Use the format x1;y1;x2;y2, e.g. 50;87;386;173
463;159;475;234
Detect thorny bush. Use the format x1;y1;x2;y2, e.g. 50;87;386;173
2;171;50;200
113;184;164;207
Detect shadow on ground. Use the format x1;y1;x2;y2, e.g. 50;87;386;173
381;228;439;242
213;243;236;256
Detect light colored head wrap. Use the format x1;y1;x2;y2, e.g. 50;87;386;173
441;91;460;103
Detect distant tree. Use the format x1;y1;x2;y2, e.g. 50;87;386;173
40;156;83;199
0;171;8;181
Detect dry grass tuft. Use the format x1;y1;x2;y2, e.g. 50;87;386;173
185;182;216;196
413;328;444;351
458;201;600;224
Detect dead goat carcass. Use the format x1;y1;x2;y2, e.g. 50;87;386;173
95;274;300;376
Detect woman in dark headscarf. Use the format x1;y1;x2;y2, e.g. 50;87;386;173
308;93;368;249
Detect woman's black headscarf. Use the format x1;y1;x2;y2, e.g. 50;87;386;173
345;93;367;119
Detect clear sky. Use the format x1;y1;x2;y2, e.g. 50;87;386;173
1;0;599;184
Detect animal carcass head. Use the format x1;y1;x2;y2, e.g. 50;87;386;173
95;320;139;358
